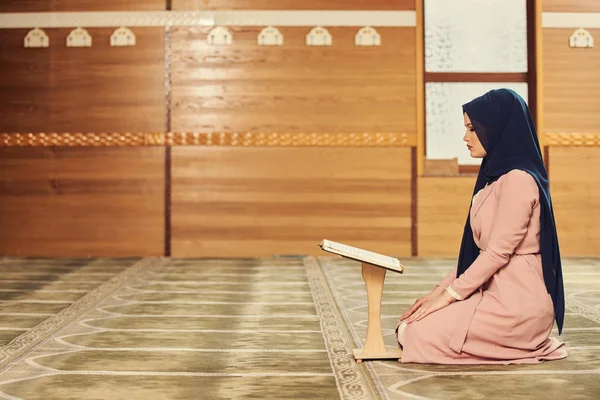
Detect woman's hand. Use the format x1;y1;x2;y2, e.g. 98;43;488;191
401;288;456;324
400;286;444;321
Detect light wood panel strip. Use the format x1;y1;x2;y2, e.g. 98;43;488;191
549;147;600;256
171;147;412;257
173;0;416;10
542;12;600;28
417;176;475;257
0;147;165;257
0;11;417;28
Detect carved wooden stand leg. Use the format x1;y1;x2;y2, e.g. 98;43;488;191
353;262;403;363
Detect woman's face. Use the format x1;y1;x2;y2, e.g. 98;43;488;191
463;113;487;159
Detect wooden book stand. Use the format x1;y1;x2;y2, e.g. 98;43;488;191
353;262;403;363
317;240;404;363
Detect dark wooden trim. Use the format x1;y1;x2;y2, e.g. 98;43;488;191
166;0;172;11
164;146;172;257
544;146;550;177
421;0;427;159
165;27;172;132
458;165;480;175
411;146;418;256
526;0;537;128
164;25;172;257
425;72;528;83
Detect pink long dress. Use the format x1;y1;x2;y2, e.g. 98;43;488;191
397;169;568;364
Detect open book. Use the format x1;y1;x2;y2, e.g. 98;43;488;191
319;239;405;274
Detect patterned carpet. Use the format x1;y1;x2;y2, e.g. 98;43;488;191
0;258;139;360
0;256;598;399
0;257;377;400
318;256;600;400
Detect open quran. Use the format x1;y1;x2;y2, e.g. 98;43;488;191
319;239;405;274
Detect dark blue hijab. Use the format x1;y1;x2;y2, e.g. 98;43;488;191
457;88;565;334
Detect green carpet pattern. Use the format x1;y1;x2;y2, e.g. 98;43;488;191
0;257;376;400
0;256;598;399
318;256;600;400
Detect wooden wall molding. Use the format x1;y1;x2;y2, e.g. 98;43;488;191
0;133;163;147
0;132;418;147
5;132;599;147
169;132;417;147
0;10;417;29
544;133;600;147
172;0;415;11
543;12;600;28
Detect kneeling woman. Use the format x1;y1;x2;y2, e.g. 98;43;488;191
397;89;568;364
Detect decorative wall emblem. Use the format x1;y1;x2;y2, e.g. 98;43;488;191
24;28;49;48
306;27;332;46
570;28;593;48
110;27;136;47
355;26;381;46
67;27;92;47
207;26;232;46
258;26;283;46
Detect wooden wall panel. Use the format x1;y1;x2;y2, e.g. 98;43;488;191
543;29;600;134
0;1;166;12
173;0;415;10
171;27;416;133
0;148;165;257
550;147;600;256
0;28;165;133
543;0;600;12
417;177;475;257
418;157;600;258
171;147;412;257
